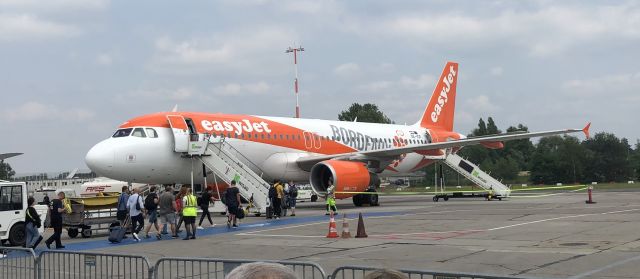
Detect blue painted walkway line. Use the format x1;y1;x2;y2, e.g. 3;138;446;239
35;211;407;253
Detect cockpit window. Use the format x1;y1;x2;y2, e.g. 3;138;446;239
146;128;158;138
132;128;146;138
112;128;133;138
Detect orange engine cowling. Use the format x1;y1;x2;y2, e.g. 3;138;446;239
310;160;372;199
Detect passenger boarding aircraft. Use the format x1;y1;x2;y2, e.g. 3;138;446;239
85;62;590;204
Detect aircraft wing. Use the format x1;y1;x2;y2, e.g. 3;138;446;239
297;123;590;171
0;153;23;161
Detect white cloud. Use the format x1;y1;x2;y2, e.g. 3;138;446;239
122;87;197;103
154;37;233;65
150;28;296;75
562;72;640;102
356;73;435;93
0;0;109;12
333;63;361;78
399;74;435;90
357;80;393;92
373;63;396;74
212;81;271;96
96;53;112;65
490;66;503;76
351;4;640;56
464;95;499;112
1;102;94;122
0;14;79;41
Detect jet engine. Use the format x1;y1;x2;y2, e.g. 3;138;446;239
310;160;379;206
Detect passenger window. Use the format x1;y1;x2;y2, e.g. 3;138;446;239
146;128;158;138
132;128;146;138
112;128;133;138
0;185;22;211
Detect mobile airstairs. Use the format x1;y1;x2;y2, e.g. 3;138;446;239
166;115;271;215
432;152;511;201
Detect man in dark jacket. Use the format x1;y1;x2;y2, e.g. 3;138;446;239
45;192;66;249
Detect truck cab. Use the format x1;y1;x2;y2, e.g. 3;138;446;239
0;181;48;246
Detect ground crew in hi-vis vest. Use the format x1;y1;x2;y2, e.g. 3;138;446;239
325;182;338;215
181;188;198;240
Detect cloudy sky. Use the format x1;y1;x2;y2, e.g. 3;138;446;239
1;0;639;174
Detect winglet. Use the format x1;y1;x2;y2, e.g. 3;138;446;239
582;122;591;139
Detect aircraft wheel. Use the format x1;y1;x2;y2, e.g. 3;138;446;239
443;196;449;201
432;196;439;202
367;190;379;206
353;195;364;207
311;195;318;202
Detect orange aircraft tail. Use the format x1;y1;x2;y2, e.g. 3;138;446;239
417;61;459;131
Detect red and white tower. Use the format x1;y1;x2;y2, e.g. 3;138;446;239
286;45;304;118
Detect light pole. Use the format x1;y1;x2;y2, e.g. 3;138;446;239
285;45;304;118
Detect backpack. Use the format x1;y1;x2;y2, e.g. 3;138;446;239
144;193;157;211
220;190;228;205
268;185;276;199
289;185;298;198
197;195;204;207
135;196;142;211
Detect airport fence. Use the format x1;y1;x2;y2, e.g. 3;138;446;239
154;257;327;279
0;247;37;279
0;248;536;279
36;250;152;279
330;265;533;279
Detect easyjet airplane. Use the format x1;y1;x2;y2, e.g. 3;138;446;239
85;62;590;204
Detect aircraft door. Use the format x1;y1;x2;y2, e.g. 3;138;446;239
166;115;190;152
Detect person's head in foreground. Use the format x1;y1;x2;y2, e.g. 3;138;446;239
364;268;409;279
225;262;298;279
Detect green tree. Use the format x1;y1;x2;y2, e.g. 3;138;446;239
459;117;520;182
503;124;535;170
529;136;564;184
486;117;501;135
632;141;640;181
582;133;633;182
338;103;392;124
0;161;15;180
471;118;488;136
530;135;589;184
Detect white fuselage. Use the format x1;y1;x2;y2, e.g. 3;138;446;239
86;114;453;185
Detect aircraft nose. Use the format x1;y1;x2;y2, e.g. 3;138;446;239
85;140;115;176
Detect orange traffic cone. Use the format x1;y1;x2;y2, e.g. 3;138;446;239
341;214;351;238
355;212;368;238
326;212;339;238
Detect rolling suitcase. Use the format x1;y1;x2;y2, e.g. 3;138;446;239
108;217;129;243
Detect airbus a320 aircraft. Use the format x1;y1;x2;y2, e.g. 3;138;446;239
86;62;590;205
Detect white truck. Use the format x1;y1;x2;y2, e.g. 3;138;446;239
0;181;48;246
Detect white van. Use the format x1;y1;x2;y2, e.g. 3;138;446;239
0;181;48;246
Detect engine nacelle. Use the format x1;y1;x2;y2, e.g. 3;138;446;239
310;160;372;199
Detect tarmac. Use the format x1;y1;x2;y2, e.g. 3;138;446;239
41;189;640;278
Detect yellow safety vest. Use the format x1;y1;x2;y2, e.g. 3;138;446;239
182;194;197;217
